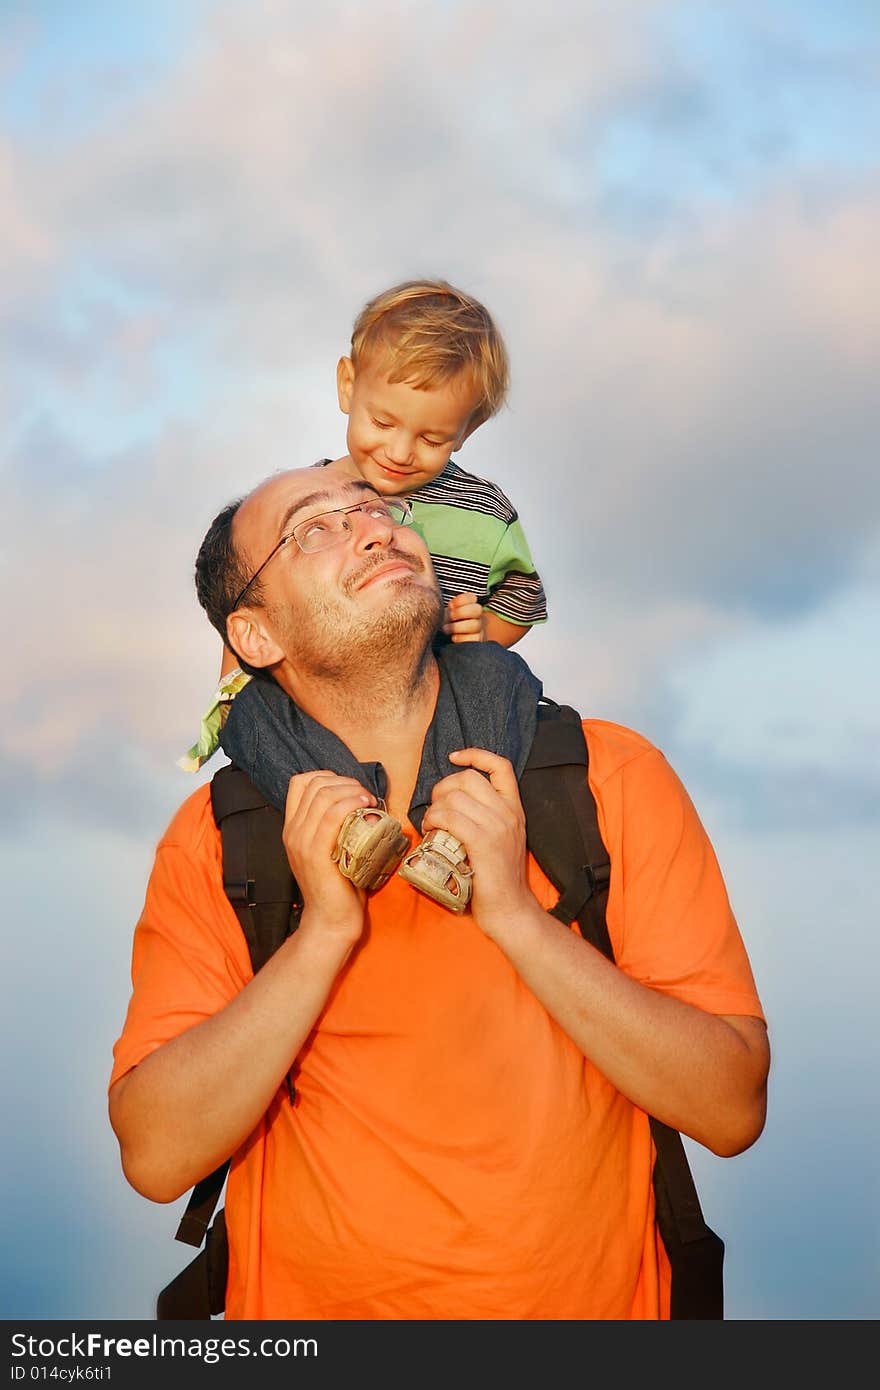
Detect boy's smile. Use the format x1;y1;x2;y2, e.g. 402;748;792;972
336;356;483;495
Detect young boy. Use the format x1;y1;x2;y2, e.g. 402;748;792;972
181;279;547;770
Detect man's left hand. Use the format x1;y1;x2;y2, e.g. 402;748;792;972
420;748;535;933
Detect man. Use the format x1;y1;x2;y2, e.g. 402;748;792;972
109;468;769;1320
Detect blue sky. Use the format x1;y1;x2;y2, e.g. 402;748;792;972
1;0;878;1321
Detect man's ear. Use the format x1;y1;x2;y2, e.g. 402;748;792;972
226;608;284;671
336;356;355;413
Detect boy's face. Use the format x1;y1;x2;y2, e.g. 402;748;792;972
336;356;483;495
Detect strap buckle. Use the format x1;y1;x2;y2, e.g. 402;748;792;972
551;862;609;925
225;878;255;907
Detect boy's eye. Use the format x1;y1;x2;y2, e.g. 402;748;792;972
371;417;391;429
422;437;446;448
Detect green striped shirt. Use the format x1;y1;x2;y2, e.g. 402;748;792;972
408;461;547;628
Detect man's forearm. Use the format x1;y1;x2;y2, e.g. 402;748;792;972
484;904;769;1157
109;913;358;1203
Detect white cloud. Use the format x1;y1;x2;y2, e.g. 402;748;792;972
665;579;880;776
2;0;876;820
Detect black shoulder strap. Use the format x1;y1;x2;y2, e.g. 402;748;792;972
158;762;302;1316
520;699;725;1320
521;700;612;952
210;763;302;973
156;1209;228;1320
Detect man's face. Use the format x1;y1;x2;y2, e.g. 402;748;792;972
232;469;443;674
337;357;482;495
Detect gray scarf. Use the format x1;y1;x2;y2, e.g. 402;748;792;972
219;642;543;831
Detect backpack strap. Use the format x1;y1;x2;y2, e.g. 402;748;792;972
157;763;303;1317
521;699;612;952
156;1209;228;1320
173;1165;231;1249
520;699;724;1320
210;763;302;973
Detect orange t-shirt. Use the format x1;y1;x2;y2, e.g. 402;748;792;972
111;720;765;1320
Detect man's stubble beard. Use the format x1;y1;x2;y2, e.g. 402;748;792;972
270;577;444;686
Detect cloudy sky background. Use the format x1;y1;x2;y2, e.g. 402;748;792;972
2;0;877;1320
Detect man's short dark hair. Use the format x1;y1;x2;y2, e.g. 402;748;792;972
195;497;265;671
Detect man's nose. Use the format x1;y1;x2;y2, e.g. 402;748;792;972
351;507;396;550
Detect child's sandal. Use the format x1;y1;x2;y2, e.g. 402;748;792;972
398;829;474;914
332;805;410;891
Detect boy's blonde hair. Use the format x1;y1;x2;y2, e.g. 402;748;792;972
350;279;510;429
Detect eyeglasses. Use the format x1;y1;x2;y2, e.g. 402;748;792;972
231;496;415;610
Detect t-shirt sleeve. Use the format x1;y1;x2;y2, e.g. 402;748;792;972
484;518;548;627
599;745;765;1021
109;806;253;1090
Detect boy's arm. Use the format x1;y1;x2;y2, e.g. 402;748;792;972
443;593;531;647
482;610;531;648
482;516;547;644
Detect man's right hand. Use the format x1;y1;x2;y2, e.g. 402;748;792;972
283;770;374;936
110;768;375;1204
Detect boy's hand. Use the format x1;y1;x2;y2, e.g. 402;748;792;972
443;592;485;642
